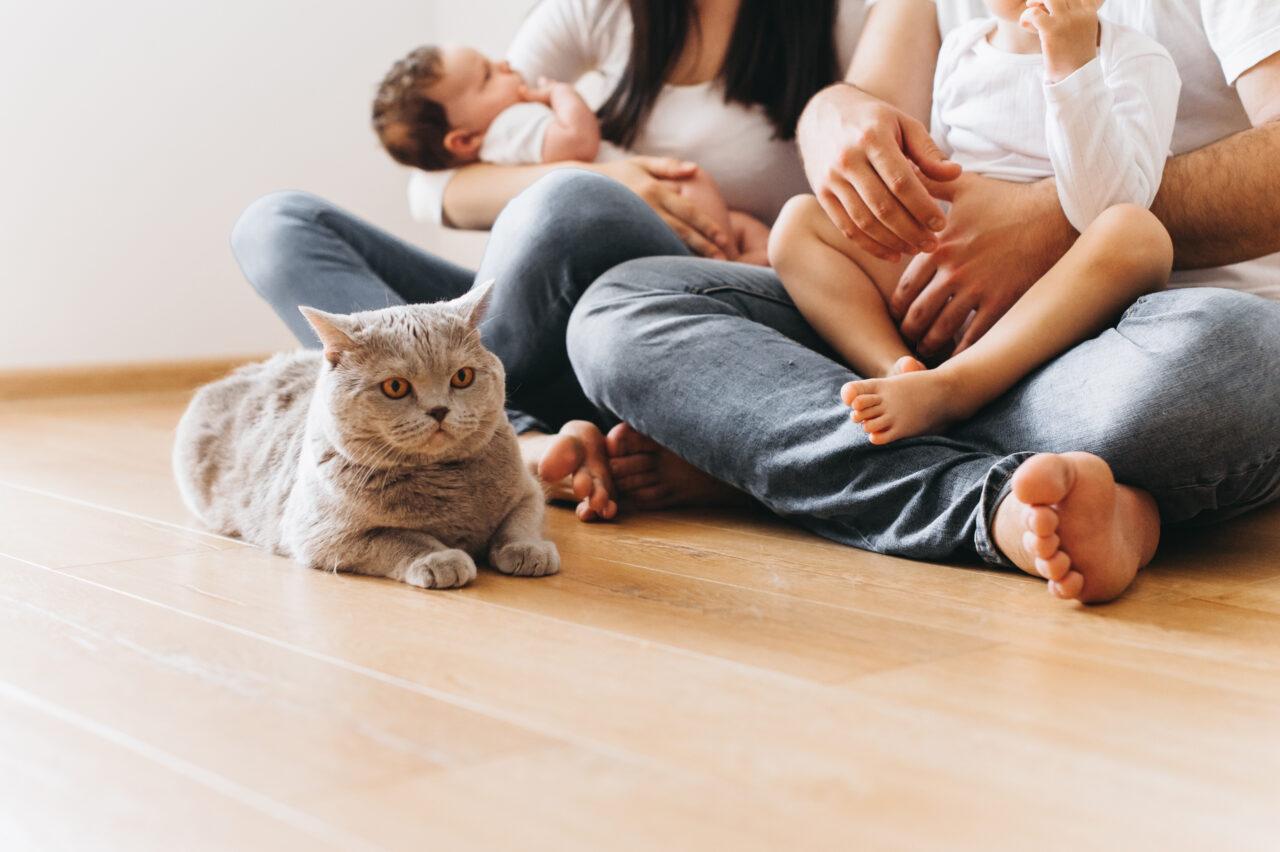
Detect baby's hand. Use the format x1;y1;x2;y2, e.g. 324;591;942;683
518;80;553;105
1021;0;1101;83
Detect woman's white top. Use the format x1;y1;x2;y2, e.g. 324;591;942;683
931;19;1179;234
920;0;1280;299
409;0;866;227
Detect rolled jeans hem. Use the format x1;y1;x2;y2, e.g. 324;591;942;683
974;453;1035;568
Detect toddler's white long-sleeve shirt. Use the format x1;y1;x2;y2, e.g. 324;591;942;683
931;19;1181;233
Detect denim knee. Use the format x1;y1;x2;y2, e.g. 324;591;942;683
229;190;326;301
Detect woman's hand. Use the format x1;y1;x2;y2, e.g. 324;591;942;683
797;84;962;262
595;157;733;259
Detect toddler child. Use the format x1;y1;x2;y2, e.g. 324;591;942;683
372;45;770;264
770;0;1181;443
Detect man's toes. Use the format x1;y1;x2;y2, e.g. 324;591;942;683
1050;570;1086;600
606;422;661;457
841;380;878;406
1036;551;1071;581
1022;530;1060;560
1011;453;1075;506
1024;505;1059;536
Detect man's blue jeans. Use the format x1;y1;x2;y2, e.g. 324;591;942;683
233;170;1280;567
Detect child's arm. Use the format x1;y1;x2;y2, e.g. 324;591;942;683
1024;1;1181;233
520;80;600;163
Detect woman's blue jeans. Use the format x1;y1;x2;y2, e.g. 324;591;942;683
233;170;1280;566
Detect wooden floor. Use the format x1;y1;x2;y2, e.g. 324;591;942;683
1;390;1277;851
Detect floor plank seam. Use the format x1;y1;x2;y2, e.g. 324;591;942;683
0;680;378;851
2;550;684;779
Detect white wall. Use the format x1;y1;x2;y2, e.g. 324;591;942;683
0;0;532;369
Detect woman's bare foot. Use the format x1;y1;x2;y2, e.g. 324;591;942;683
841;357;971;444
518;421;617;522
993;452;1160;603
605;423;749;510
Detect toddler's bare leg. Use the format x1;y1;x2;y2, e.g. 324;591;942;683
842;204;1173;444
769;195;918;378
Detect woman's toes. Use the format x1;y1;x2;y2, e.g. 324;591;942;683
609;454;657;478
606;422;660;457
1050;570;1086;600
1036;551;1071;581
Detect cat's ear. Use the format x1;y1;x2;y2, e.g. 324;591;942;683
454;279;495;330
298;306;357;366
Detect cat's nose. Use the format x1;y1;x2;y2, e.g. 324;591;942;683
427;406;450;422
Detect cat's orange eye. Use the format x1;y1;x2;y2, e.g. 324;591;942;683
380;377;411;399
450;367;476;389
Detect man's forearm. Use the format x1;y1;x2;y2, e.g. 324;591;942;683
1151;120;1280;270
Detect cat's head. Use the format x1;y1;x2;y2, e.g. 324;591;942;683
298;281;506;465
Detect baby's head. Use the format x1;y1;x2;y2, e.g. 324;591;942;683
372;45;524;170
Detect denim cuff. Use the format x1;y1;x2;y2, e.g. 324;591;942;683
974;452;1036;568
507;409;553;436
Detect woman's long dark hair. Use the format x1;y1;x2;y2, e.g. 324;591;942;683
597;0;839;148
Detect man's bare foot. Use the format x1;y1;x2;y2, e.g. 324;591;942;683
993;452;1160;603
518;421;617;522
840;358;966;444
605;423;749;510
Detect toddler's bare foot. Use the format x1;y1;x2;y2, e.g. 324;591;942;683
605;423;749;510
520;421;617;522
840;359;963;445
994;452;1160;603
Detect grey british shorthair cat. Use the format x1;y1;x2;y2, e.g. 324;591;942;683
172;281;559;589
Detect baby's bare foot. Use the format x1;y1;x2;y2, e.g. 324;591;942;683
998;452;1160;603
605;423;748;510
840;361;962;445
523;421;617;522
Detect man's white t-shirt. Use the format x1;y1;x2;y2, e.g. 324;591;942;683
927;0;1280;298
409;0;865;227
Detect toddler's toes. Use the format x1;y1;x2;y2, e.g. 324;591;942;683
852;403;884;424
841;380;878;407
1025;506;1059;536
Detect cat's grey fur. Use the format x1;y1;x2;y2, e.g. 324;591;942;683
172;282;558;589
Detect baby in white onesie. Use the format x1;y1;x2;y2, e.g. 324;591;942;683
372;44;770;264
769;0;1182;444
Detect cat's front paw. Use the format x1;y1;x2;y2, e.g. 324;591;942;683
490;541;561;577
404;549;477;589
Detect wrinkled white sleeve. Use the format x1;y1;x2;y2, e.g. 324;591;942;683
478;102;555;165
1044;37;1181;232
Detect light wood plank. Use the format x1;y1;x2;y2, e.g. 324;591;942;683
0;685;339;851
0;356;264;401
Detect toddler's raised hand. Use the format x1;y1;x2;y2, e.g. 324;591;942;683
1021;0;1102;83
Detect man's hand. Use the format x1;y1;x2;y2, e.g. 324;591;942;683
796;84;962;262
891;175;1076;357
1021;0;1101;83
